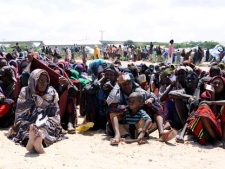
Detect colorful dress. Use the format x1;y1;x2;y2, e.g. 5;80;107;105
188;76;225;145
8;69;65;147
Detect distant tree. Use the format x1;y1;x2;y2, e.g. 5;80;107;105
124;40;134;46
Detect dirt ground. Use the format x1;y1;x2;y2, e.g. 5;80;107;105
1;60;224;169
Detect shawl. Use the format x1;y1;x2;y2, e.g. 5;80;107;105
1;66;17;100
9;69;62;147
200;75;225;101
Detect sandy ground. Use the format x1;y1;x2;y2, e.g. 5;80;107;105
1;60;224;169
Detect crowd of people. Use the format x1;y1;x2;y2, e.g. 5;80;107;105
0;40;225;154
101;41;225;64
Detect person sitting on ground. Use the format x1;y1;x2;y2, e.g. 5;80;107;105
7;69;66;154
168;72;199;129
188;75;225;148
159;68;183;129
109;92;152;145
82;64;118;130
0;86;15;127
106;72;177;144
19;51;78;134
0;66;17;101
197;64;221;95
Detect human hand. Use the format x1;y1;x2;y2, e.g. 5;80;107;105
99;73;105;82
59;76;69;87
103;81;113;91
145;98;154;108
169;75;177;86
137;131;146;145
201;100;213;106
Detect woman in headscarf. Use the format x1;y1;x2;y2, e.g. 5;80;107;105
8;69;65;154
188;76;225;147
19;51;79;134
197;64;221;95
88;59;105;81
8;60;18;74
94;45;101;60
0;66;17;101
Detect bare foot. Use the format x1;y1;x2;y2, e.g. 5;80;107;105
148;123;157;134
110;134;121;145
26;125;36;151
33;130;46;154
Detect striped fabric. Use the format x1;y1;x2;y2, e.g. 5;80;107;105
121;108;151;125
188;105;222;145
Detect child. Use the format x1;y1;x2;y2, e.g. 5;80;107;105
110;92;152;145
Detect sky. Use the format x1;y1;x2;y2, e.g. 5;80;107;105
1;0;225;43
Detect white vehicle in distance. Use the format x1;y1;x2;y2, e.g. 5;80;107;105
85;46;94;54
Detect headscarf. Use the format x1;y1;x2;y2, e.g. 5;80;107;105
208;75;225;86
8;60;18;71
56;61;70;70
160;68;174;80
104;64;119;77
209;65;221;76
201;75;225;101
185;66;193;73
75;64;83;70
88;59;105;80
1;66;17;83
1;66;17;99
28;69;50;95
175;66;187;75
10;69;61;146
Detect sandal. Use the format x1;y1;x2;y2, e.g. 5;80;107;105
159;129;177;142
68;127;76;134
175;135;184;143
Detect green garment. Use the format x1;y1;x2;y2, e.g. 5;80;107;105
70;69;90;88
